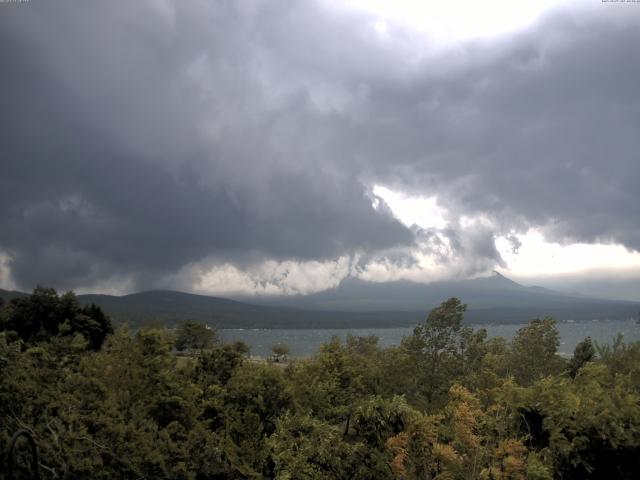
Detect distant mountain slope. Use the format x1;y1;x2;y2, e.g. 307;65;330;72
76;290;424;329
239;272;579;311
238;272;640;323
0;289;28;303
2;272;639;329
4;287;425;328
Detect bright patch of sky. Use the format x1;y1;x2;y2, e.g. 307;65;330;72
374;185;640;277
373;185;447;229
496;232;640;276
337;0;568;44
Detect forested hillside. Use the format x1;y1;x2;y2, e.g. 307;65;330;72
2;293;640;479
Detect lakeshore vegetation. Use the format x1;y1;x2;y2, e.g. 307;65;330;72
1;288;640;479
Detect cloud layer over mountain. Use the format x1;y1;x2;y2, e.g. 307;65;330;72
1;0;639;294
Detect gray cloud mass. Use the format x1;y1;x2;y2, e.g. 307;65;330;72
1;0;639;292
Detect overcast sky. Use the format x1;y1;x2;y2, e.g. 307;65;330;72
1;0;639;298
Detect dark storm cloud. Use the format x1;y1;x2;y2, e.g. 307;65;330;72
0;0;413;290
348;7;640;249
1;0;639;292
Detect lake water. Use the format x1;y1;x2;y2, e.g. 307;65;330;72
219;319;640;357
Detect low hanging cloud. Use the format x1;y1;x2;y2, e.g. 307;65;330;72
1;0;639;294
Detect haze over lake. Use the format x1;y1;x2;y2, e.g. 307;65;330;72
220;318;640;358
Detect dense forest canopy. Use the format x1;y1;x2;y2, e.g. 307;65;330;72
0;287;113;350
1;290;640;479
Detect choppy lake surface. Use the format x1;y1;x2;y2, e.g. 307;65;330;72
220;318;640;357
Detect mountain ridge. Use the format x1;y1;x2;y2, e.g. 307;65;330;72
1;273;639;328
240;273;589;311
